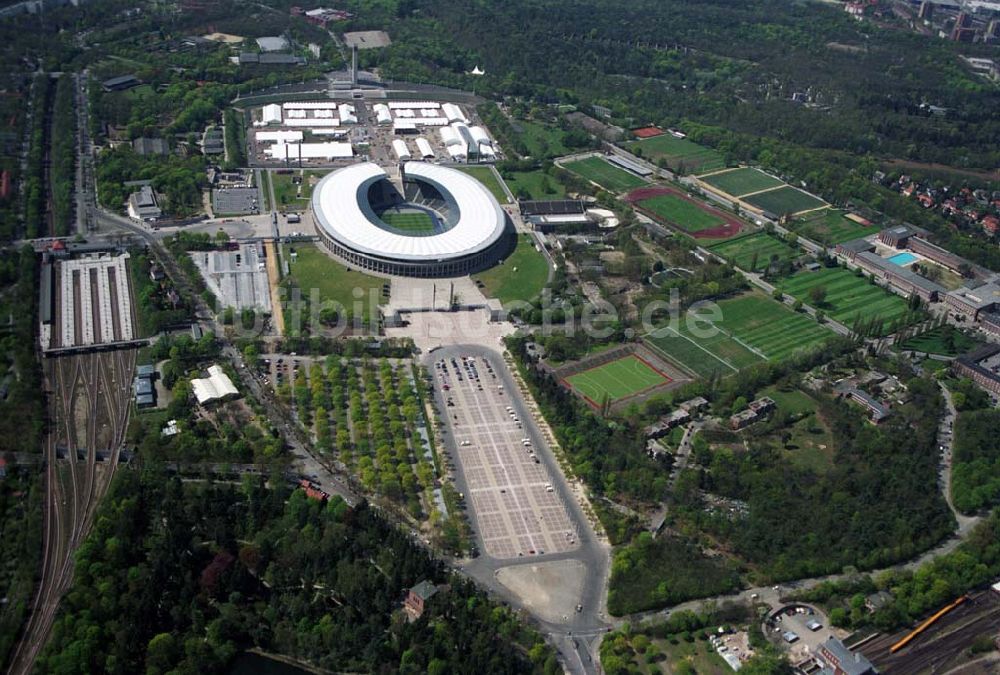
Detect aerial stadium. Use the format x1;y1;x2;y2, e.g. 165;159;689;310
311;162;510;277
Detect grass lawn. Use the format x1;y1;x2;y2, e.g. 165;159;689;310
901;326;981;356
565;355;671;403
472;234;549;306
778;267;910;333
744;185;827;216
378;210;437;234
271;170;327;212
512;119;571;159
794;209;880;246
626;134;726;174
636;194;724;233
632;637;733;675
563;156;646;192
500;169;566;200
281;243;384;328
760;385;836;472
709;232;799;272
645;293;834;377
700;167;784;197
457;166;510;203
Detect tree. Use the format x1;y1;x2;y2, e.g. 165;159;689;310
808;285;827;306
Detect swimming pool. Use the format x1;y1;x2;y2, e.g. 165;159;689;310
888;252;918;266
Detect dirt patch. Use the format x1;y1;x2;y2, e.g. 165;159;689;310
495;559;586;623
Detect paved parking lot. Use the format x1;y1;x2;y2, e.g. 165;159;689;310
436;352;578;559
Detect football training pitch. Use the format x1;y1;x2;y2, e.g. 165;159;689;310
700;167;784;197
379;210;438;234
563;156;647;192
627;135;726;174
793;209;881;246
709;232;799;272
778;267;910;330
626;186;744;240
743;186;827;217
635;194;725;233
564;354;672;404
645;294;834;377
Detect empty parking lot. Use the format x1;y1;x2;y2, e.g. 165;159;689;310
435;350;579;560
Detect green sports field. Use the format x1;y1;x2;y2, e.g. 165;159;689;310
645;293;834;377
626;135;726;174
563;156;646;192
700;168;784;197
744;186;827;216
636;194;725;233
565;355;670;403
379;210;438;234
778;267;910;330
472;234;549;306
457;166;511;203
709;232;799;272
793;209;880;246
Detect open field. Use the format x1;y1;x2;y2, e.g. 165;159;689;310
563;156;647;192
901;326;981;356
626;134;726;174
709;232;799;272
472;234;549;306
271;170;326;212
744;185;827;216
281;243;384;326
512;119;571;159
626;186;744;240
457;166;510;203
564;354;672;404
761;386;836;473
378;210;437;234
700;167;784;197
778;267;910;330
794;209;880;245
645;293;834;377
501;169;566;200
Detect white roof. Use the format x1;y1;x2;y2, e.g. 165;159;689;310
262;104;282;124
416;137;434;158
282;101;338;110
256;130;303;143
312;162;505;262
392;139;411;159
284;118;340;127
394;119;417;131
286;109;307;118
388;101;440;109
414;117;449;126
191;365;238;404
265;142;353;160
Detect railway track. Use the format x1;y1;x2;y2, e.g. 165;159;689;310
7;350;135;675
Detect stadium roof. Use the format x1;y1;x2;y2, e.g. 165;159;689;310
312;162;506;262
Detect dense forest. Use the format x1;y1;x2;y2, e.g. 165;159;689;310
679;374;954;581
37;469;557;674
952;408;1000;514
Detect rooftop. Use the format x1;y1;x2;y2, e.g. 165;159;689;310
191;365;239;404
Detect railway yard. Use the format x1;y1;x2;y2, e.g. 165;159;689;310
8;349;136;673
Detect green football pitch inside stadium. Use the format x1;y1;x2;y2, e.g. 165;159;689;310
564;355;670;403
379;210;437;234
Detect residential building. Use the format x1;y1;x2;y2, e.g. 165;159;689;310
101;74;140;92
814;637;877;675
953;345;1000;396
944;281;1000;319
404;580;438;619
127;185;161;221
865;590;893;613
679;396;709;413
729;397;775;430
132;137;169;156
